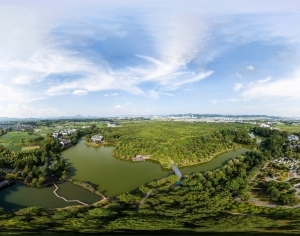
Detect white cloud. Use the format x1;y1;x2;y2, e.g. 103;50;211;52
104;93;120;97
125;102;131;106
257;77;272;84
0;103;58;118
148;90;160;99
73;90;87;95
2;1;300;117
160;92;174;97
115;104;122;109
241;73;300;100
233;83;243;91
210;99;218;104
235;73;242;78
228;98;239;102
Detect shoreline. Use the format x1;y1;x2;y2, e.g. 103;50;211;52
84;141;115;147
114;146;244;170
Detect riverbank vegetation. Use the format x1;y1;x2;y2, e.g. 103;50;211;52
69;179;105;198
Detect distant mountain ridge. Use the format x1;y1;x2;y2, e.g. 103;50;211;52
0;115;99;121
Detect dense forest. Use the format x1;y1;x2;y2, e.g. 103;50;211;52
0;135;69;187
86;122;255;168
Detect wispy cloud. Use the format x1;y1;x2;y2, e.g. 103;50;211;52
1;1;300;117
104;93;119;97
233;83;243;91
235;72;242;78
0;103;58;118
73;90;88;95
241;73;300;100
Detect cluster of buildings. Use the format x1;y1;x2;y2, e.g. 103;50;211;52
60;139;73;149
52;128;77;149
107;122;119;127
288;135;300;142
0;122;36;132
273;157;299;170
288;135;300;150
147;115;289;124
52;128;77;139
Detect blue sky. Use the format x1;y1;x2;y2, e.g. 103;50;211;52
1;0;300;117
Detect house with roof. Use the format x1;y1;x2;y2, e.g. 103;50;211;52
91;135;103;143
288;135;299;142
108;122;119;127
60;139;73;149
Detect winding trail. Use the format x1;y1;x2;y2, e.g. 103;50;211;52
97;192;107;201
139;191;152;206
53;184;89;206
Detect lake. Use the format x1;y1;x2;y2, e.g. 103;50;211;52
0;138;248;210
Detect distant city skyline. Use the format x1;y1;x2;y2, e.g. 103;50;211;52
1;0;300;117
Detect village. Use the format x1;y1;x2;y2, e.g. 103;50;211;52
249;133;300;207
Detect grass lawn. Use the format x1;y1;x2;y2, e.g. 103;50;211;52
274;124;300;133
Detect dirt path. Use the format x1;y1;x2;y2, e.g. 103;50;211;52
53;184;89;206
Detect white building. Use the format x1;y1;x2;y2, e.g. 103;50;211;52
288;135;299;141
260;123;270;128
91;135;103;142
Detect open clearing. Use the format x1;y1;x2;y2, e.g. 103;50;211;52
0;131;37;152
274;124;300;133
21;146;40;151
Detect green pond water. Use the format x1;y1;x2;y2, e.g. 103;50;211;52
0;181;102;211
249;132;262;143
0;138;248;210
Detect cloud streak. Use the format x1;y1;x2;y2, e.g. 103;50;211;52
1;1;300;117
241;73;300;100
0;5;215;105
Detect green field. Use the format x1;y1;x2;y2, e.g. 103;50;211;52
0;131;37;152
274;123;300;133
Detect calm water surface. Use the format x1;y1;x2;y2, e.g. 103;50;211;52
63;139;249;196
0;181;101;211
0;138;248;210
